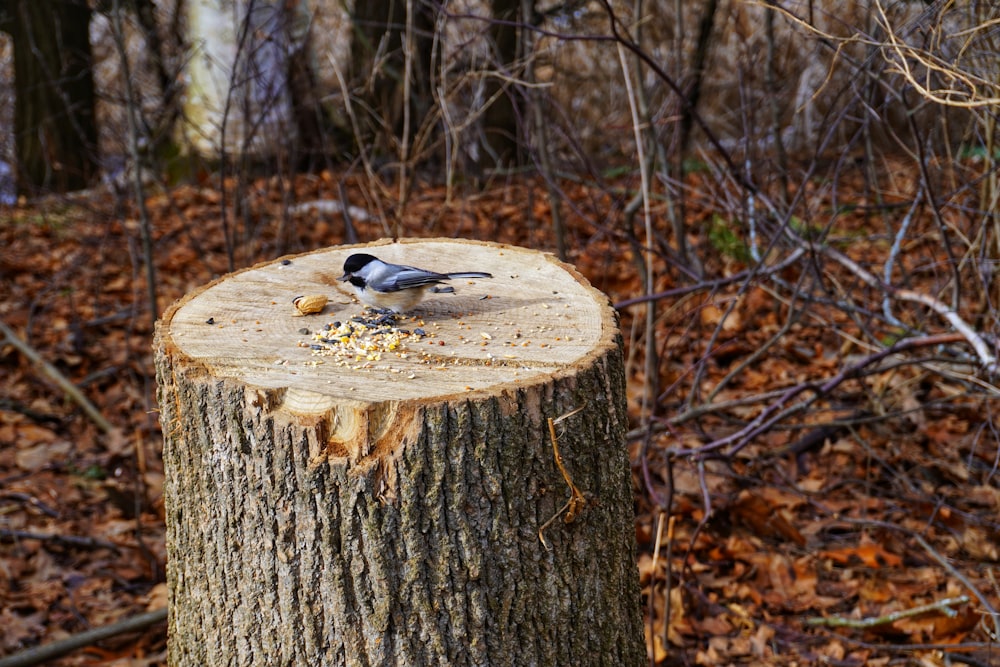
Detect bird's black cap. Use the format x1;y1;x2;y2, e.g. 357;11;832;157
339;253;378;280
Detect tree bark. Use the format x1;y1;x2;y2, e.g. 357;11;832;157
154;238;644;667
3;0;98;194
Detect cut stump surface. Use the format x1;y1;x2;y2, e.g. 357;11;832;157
165;238;605;404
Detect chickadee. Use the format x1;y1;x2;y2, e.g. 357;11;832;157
337;253;492;313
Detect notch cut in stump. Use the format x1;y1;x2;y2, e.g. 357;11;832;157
154;238;644;666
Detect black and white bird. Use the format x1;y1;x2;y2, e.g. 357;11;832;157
337;253;492;313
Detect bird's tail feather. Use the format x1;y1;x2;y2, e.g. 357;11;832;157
445;272;492;279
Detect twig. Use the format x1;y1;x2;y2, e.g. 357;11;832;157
538;407;587;549
614;247;806;309
648;509;665;663
0;529;121;552
874;0;1000;109
683;332;973;459
0;608;166;667
0;492;59;518
327;54;392;237
676;458;714;588
336;179;359;244
882;184;923;328
815;243;999;374
0;320;115;434
806;595;969;628
661;513;676;650
109;0;158;328
910;532;1000;642
906;112;963;313
984;568;1000;641
616;38;659;422
828;635;998;656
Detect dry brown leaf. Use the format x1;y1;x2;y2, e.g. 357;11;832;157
732;490;807;546
750;623;776;657
819;542;903;568
645;627;669;663
0;608;47;652
11;423;59;446
14;440;72;472
959;526;999;561
700;302;741;331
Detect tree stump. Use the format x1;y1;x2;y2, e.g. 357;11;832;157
154;238;644;666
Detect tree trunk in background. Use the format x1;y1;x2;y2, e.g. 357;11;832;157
286;2;337;168
155;239;645;666
2;0;98;194
183;0;300;158
479;0;522;171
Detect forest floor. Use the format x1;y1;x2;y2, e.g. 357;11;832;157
1;166;999;666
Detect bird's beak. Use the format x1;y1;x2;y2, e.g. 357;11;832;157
337;273;350;282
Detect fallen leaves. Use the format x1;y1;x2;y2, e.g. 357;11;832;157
3;166;1000;667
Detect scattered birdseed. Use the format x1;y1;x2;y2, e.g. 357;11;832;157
305;309;433;369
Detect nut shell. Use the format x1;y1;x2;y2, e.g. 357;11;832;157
292;295;328;316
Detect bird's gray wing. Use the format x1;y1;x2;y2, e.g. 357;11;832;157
383;266;449;291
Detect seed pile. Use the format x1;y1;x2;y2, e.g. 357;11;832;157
302;310;428;368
